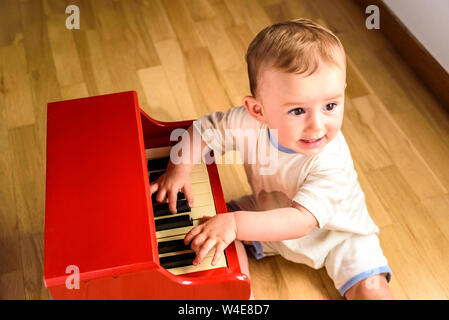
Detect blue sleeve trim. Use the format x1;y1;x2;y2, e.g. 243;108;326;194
248;241;265;260
339;265;392;296
226;200;241;212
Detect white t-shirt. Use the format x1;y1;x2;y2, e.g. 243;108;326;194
194;106;379;237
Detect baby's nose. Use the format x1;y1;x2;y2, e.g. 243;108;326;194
305;114;325;132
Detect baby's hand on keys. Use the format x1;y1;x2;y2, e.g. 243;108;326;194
184;213;237;266
150;163;194;214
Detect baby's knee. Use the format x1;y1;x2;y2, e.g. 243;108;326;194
345;274;394;300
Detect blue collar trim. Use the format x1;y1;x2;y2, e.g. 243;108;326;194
267;128;297;154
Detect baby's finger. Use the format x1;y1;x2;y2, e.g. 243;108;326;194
211;242;227;266
150;183;158;195
183;183;194;208
156;188;167;203
190;233;207;252
193;238;216;266
168;189;178;214
184;225;202;245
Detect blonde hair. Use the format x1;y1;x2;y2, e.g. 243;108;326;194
246;18;346;97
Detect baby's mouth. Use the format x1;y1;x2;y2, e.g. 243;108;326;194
301;136;324;143
298;136;326;149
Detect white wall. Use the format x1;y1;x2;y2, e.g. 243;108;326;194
383;0;449;73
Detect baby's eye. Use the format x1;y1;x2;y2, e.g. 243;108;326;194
324;103;337;112
288;107;305;116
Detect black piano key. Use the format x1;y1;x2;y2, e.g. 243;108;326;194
151;192;185;204
155;214;193;232
160;252;196;269
158;239;191;254
149;170;165;183
147;157;170;171
153;199;191;217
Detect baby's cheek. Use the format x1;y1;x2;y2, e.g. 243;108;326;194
280;133;300;148
327;124;341;139
284;127;301;142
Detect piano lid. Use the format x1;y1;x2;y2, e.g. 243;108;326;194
44;91;158;287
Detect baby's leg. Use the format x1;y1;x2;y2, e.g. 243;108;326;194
325;233;393;300
234;239;254;300
344;274;394;300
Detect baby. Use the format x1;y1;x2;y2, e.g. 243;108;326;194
150;19;393;300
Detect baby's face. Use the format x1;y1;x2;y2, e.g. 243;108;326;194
257;63;346;156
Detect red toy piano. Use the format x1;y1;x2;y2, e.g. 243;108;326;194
44;91;251;299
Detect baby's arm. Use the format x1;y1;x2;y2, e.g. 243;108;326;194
234;201;318;241
184;201;318;265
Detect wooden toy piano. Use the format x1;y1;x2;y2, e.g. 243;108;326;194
44;91;251;299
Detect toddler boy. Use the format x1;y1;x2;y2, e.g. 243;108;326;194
150;19;393;300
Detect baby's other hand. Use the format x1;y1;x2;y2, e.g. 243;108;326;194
184;213;237;266
149;163;194;214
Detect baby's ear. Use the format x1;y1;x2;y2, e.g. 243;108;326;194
242;96;266;124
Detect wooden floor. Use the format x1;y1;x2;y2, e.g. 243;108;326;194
1;0;449;300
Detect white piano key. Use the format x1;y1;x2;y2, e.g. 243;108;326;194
166;252;227;276
146;146;171;159
191;163;207;172
190;205;216;220
159;250;193;258
154;212;190;221
190;181;213;195
191;192;214;207
156;220;199;239
189;170;209;183
157;233;187;244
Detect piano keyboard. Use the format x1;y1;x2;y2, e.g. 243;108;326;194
146;146;227;275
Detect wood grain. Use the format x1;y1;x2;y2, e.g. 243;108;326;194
0;0;448;300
